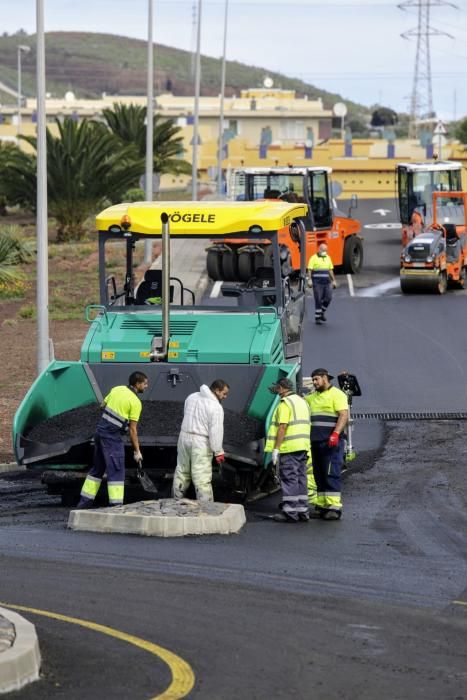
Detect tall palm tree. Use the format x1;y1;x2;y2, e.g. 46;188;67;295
101;103;191;177
0;118;145;241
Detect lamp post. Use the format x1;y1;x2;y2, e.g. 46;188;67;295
216;0;229;196
192;0;202;200
144;0;154;263
36;0;50;373
17;44;31;137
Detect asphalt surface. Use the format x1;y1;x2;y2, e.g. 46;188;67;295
2;197;467;699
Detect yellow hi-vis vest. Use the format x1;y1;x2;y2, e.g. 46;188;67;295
307;253;333;283
265;393;311;454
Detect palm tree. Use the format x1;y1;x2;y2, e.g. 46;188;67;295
0;225;33;290
0;118;145;241
101;103;191;177
0;143;36;211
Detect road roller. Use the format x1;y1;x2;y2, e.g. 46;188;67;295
400;192;467;294
396;160;463;247
206;166;362;282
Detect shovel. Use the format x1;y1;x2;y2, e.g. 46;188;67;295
136;459;159;496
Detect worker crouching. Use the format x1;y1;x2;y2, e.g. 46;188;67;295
305;368;348;520
265;378;310;523
77;372;149;509
173;379;230;502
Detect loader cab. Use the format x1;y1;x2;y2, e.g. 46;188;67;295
229;167;333;231
397;162;463;244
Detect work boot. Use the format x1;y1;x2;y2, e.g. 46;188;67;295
308;508;324;519
272;513;298;523
76;498;95;510
298;513;310;522
322;510;342;521
320;312;327;322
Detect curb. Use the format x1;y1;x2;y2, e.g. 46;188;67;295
0;463;25;474
0;607;41;694
68;500;246;537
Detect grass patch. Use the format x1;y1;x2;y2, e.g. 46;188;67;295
0;278;30;299
18;304;36;319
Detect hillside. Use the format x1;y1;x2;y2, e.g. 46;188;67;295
0;31;367;115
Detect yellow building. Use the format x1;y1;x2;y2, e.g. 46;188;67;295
1;88;465;197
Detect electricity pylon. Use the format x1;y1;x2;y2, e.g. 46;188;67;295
399;0;456;137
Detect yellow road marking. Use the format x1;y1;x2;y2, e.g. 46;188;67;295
453;600;467;607
0;602;195;700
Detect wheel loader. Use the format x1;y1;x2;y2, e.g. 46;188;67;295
400;191;467;294
396;160;463;247
13;201;309;503
206;166;362;282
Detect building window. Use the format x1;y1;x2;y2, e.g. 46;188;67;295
279;120;305;140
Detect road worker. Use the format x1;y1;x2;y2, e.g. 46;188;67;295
265;377;310;523
305;368;348;520
173;379;230;502
307;243;337;324
77;371;148;509
410;208;424;237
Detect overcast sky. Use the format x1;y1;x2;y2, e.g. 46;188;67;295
4;0;467;120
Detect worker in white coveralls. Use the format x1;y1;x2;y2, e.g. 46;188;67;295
173;379;230;501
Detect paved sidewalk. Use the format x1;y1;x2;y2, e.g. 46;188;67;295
0;607;41;694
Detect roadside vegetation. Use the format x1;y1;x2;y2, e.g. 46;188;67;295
0;103;192;319
0;225;34;298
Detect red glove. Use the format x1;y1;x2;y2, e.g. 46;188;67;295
215;453;225;465
328;431;339;448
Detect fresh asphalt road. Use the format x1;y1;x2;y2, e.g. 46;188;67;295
2;198;467;699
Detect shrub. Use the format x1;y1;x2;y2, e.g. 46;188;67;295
18;304;35;319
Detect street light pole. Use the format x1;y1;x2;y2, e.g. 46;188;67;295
216;0;229;196
17;44;31;138
144;0;154;263
36;0;50;373
192;0;202;201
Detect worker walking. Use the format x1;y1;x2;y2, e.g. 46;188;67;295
305;368;348;521
77;371;149;509
307;243;337;324
265;377;310;523
173;379;230;502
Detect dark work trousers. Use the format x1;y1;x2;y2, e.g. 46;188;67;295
279;450;309;521
79;420;125;505
311;439;345;513
312;280;333;322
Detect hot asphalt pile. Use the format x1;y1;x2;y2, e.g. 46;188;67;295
25;401;264;446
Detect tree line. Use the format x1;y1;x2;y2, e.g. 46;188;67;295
0;103;191;242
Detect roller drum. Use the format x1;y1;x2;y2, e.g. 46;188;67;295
400;270;446;294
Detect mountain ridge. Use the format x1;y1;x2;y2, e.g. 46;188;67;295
0;31;368;116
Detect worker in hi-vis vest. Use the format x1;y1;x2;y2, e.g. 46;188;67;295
305;368;348;521
307;243;337;325
77;371;148;509
265;377;310;523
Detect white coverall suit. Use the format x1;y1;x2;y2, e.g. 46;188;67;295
173;384;224;501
